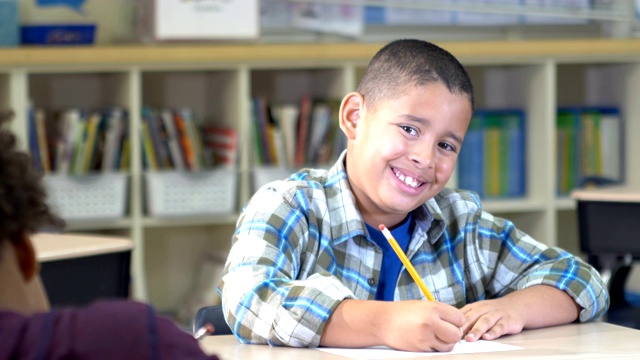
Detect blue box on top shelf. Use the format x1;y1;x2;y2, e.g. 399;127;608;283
21;24;95;45
0;0;19;47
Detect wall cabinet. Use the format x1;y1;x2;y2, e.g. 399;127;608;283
1;39;639;322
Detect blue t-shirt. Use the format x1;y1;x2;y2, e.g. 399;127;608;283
365;213;414;301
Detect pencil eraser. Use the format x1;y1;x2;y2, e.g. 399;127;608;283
378;224;387;231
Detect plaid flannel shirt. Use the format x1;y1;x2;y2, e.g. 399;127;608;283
219;152;609;347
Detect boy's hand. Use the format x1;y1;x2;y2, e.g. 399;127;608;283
320;299;465;352
460;285;581;342
382;300;466;352
459;297;526;342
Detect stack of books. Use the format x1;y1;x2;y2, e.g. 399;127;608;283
251;95;346;169
28;106;130;175
141;107;237;171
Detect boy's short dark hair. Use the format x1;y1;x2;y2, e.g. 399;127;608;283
357;39;474;111
0;111;62;249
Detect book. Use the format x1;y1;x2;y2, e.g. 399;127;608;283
143;107;172;170
183;109;205;171
294;95;312;167
102;108;124;173
270;103;299;168
141;120;158;171
71;113;88;176
161;109;186;171
503;110;525;197
252;97;273;165
599;108;621;181
27;103;42;172
174;109;198;170
59;109;81;175
457;112;484;197
484;113;502;197
306;102;333;164
34;108;51;174
556;109;579;195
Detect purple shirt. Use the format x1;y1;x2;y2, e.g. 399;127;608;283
0;300;219;360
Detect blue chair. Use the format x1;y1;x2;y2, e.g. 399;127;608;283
193;305;233;336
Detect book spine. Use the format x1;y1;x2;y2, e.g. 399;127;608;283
457;113;484;197
506;111;525;197
35;108;51;174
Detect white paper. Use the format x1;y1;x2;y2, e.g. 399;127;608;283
154;0;259;40
317;340;522;359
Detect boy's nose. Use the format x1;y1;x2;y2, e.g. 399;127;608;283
410;144;435;169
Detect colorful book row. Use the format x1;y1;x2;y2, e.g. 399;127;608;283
252;95;346;168
141;107;237;171
556;107;622;195
28;106;130;175
457;109;526;199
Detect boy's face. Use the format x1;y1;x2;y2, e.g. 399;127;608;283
342;82;472;227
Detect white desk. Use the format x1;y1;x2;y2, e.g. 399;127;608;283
199;322;640;359
33;233;133;307
33;233;133;262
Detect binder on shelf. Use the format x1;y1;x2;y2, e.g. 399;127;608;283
556;106;623;195
457;109;526;199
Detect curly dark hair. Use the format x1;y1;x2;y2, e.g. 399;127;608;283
0;111;63;248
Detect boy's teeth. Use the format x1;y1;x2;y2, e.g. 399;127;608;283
394;170;421;188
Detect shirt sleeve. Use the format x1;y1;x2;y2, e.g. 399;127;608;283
218;186;355;347
473;211;609;322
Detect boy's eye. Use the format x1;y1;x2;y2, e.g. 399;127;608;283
439;142;456;152
400;125;418;136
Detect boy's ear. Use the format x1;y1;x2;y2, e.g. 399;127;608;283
338;92;364;139
12;232;38;282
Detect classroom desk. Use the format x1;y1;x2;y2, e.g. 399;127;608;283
33;233;133;307
572;185;640;329
199;322;640;359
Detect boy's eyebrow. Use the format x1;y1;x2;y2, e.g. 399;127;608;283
400;114;464;145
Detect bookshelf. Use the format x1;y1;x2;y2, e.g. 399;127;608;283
1;38;639;319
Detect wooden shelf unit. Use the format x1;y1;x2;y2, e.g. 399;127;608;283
2;38;639;316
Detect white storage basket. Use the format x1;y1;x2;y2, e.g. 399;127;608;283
145;169;236;217
43;173;128;221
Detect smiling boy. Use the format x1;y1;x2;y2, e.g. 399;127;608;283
218;39;608;352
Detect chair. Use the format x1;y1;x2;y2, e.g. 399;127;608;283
573;185;640;329
193;305;233;336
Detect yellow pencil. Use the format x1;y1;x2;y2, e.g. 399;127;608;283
379;224;436;301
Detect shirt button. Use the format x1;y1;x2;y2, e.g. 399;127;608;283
368;278;376;286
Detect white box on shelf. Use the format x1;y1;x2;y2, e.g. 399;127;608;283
252;166;294;193
145;169;237;217
43;173;129;221
142;0;260;41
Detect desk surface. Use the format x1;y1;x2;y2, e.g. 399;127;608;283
571;185;640;202
199;322;640;359
33;233;133;262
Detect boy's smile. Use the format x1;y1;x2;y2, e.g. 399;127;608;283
340;82;472;228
